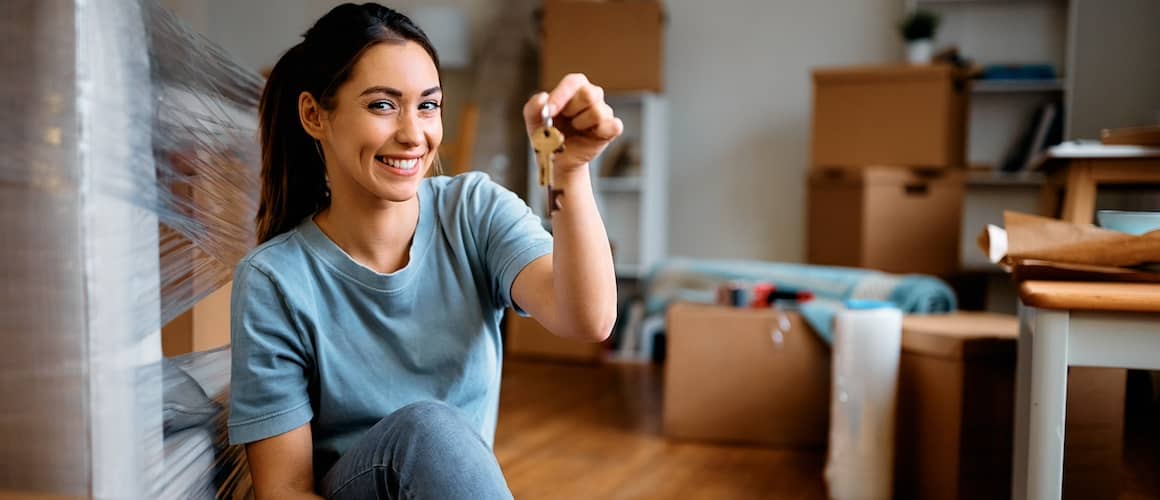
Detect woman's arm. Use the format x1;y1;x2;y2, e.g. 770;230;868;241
511;74;622;342
245;423;323;500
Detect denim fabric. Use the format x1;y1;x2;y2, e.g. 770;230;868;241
320;400;513;500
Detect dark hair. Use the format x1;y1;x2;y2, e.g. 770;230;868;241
256;3;441;243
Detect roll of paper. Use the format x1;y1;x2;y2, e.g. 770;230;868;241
824;301;903;500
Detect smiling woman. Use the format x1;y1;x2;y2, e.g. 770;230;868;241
230;3;621;500
255;4;444;245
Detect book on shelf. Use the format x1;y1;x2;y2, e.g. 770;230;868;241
1000;100;1063;172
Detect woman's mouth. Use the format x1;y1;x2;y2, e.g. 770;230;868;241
375;155;421;176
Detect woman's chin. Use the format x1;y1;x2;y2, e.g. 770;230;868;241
372;185;417;203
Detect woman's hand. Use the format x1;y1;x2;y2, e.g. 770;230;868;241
523;73;624;174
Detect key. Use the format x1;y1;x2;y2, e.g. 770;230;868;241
531;104;565;214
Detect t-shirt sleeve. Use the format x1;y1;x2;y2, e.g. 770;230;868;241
227;261;314;445
471;174;554;314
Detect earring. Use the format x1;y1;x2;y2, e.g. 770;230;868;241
313;141;324;161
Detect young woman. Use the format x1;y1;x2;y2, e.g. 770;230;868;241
227;3;620;499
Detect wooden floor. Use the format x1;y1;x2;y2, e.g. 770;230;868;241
494;360;825;500
494;359;1160;500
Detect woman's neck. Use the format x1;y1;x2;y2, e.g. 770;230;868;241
313;193;420;275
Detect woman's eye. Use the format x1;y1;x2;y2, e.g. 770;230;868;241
368;100;396;111
419;101;442;112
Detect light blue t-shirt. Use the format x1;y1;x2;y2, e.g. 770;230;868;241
227;172;553;481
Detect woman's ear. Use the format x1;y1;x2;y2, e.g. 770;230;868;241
299;91;327;141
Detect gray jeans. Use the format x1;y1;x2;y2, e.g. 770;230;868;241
320;401;513;500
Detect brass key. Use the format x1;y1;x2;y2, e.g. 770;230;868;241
531;104;565;214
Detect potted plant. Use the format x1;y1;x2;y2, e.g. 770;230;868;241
899;10;939;64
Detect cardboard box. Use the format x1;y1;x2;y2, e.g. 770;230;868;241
540;0;664;93
895;313;1019;500
812;65;968;168
807;166;965;276
663;303;831;447
505;310;603;362
159;151;245;357
162;283;232;357
896;313;1126;500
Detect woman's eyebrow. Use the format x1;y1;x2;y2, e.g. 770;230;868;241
359;86;442;97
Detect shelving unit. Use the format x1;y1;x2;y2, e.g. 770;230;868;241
915;0;1160;313
902;0;1068;310
970;78;1065;94
526;93;668;280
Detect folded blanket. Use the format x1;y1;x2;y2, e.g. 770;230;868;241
641;258;957;344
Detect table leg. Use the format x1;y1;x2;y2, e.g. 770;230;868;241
1013;304;1033;500
1060;161;1095;224
1037;174;1063;217
1027;308;1070;500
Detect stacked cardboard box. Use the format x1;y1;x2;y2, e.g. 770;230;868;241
540;0;665;93
808;65;968;276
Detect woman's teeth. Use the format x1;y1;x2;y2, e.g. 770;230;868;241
377;156;418;170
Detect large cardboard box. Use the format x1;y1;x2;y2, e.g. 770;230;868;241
162;283;231;357
663;303;831;447
812;65;968;169
505;310;603;362
896;313;1126;500
895;313;1019;500
540;0;664;93
807;166;965;276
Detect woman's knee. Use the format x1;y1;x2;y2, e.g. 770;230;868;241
351;401;510;499
380;400;486;452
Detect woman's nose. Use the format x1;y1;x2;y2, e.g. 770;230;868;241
394;111;422;147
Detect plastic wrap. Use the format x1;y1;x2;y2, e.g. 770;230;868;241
1;0;260;497
823;302;903;500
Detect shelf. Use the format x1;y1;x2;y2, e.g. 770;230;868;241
966;169;1046;187
970;79;1065;94
597;176;643;192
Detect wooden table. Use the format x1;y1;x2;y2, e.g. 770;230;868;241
1034;143;1160;224
1013;281;1160;499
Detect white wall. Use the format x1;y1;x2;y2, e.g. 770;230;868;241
209;0;311;72
1068;0;1160;139
160;0;209;34
664;0;903;262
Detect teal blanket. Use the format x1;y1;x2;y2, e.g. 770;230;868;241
641;258;956;344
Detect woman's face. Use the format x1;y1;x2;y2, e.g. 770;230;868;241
318;41;442;205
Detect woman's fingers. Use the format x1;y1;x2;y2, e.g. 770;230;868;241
526;75;621;147
590;117;624;141
522;92;550;135
547;73;591;118
559;82;603;119
568;102;611;130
